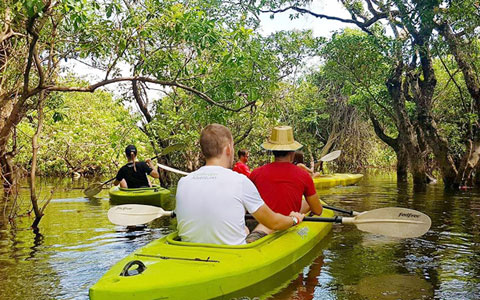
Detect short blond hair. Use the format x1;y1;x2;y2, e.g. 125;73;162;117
200;124;233;159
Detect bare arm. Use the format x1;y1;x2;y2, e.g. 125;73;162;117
297;163;313;175
146;159;160;178
252;204;304;231
305;193;323;216
113;179;127;188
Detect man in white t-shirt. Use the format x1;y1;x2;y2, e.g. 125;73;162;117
175;124;305;245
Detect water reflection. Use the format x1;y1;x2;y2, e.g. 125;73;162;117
353;274;433;300
0;175;479;299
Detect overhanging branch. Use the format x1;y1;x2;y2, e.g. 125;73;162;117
41;77;255;112
260;5;398;35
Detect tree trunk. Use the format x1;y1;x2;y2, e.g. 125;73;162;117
369;113;408;183
30;95;48;230
0;95;17;193
412;42;457;188
395;143;409;183
387;63;427;190
456;140;480;187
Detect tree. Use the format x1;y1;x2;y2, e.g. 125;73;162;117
319;29;413;182
242;0;480;189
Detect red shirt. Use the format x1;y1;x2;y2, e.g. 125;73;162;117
250;162;316;215
233;161;251;177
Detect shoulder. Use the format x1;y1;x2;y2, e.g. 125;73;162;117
296;167;314;184
226;167;247;180
119;164;130;171
136;161;151;171
251;163;270;173
296;165;312;176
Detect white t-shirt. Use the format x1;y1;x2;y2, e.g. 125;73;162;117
175;165;265;245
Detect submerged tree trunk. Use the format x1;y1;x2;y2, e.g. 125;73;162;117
410;42;458;189
387;63;427;190
438;23;480;188
30;95;50;230
396;144;409;183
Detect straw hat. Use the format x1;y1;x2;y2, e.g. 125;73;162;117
261;126;303;151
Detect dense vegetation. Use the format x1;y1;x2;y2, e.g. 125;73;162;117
1;0;480;226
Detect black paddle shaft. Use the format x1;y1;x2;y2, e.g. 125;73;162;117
245;214;343;223
323;205;354;216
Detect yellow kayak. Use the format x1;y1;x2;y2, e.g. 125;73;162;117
89;207;334;299
313;173;363;189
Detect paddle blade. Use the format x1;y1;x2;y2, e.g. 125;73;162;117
160;144;186;156
320;150;342;162
107;204;172;226
84;183;103;197
157;163;189;176
346;207;431;238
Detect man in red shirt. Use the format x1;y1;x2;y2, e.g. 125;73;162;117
247;126;323;242
232;149;251;177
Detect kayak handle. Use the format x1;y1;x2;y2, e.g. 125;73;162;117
120;260;146;276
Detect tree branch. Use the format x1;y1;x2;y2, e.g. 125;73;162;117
369;112;398;150
260;6;371;35
42;76;256;112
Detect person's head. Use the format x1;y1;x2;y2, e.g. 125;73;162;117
272;150;295;162
293;151;304;165
125;145;137;161
261;126;302;162
238;149;249;163
200;124;234;167
125;144;138;171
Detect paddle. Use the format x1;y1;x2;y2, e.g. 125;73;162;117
322;205;360;216
157;163;189;176
319;150;341;162
108;204;174;226
107;204;431;238
84;144;186;197
84;178;116;197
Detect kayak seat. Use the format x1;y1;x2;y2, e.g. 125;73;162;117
166;231;288;249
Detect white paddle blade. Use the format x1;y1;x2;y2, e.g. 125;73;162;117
345;207;432;238
157;163;189;176
107;204;172;226
160;144;186;156
84;183;103;197
320;150;342;162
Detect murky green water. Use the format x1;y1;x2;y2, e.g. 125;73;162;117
0;174;479;299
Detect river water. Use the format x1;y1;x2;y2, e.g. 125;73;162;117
0;174;479;299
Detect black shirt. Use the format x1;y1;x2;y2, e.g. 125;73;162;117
115;161;153;188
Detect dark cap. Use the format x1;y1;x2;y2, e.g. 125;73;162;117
125;145;137;156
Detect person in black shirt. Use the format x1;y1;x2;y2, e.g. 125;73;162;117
114;145;160;188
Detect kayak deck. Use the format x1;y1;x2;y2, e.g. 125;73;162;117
109;186;170;207
313;173;363;189
89;208;334;300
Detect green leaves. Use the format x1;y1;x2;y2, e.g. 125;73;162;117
22;0;44;17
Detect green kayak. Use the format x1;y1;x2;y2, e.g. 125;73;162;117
313;173;363;189
89;207;334;300
109;186;171;207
